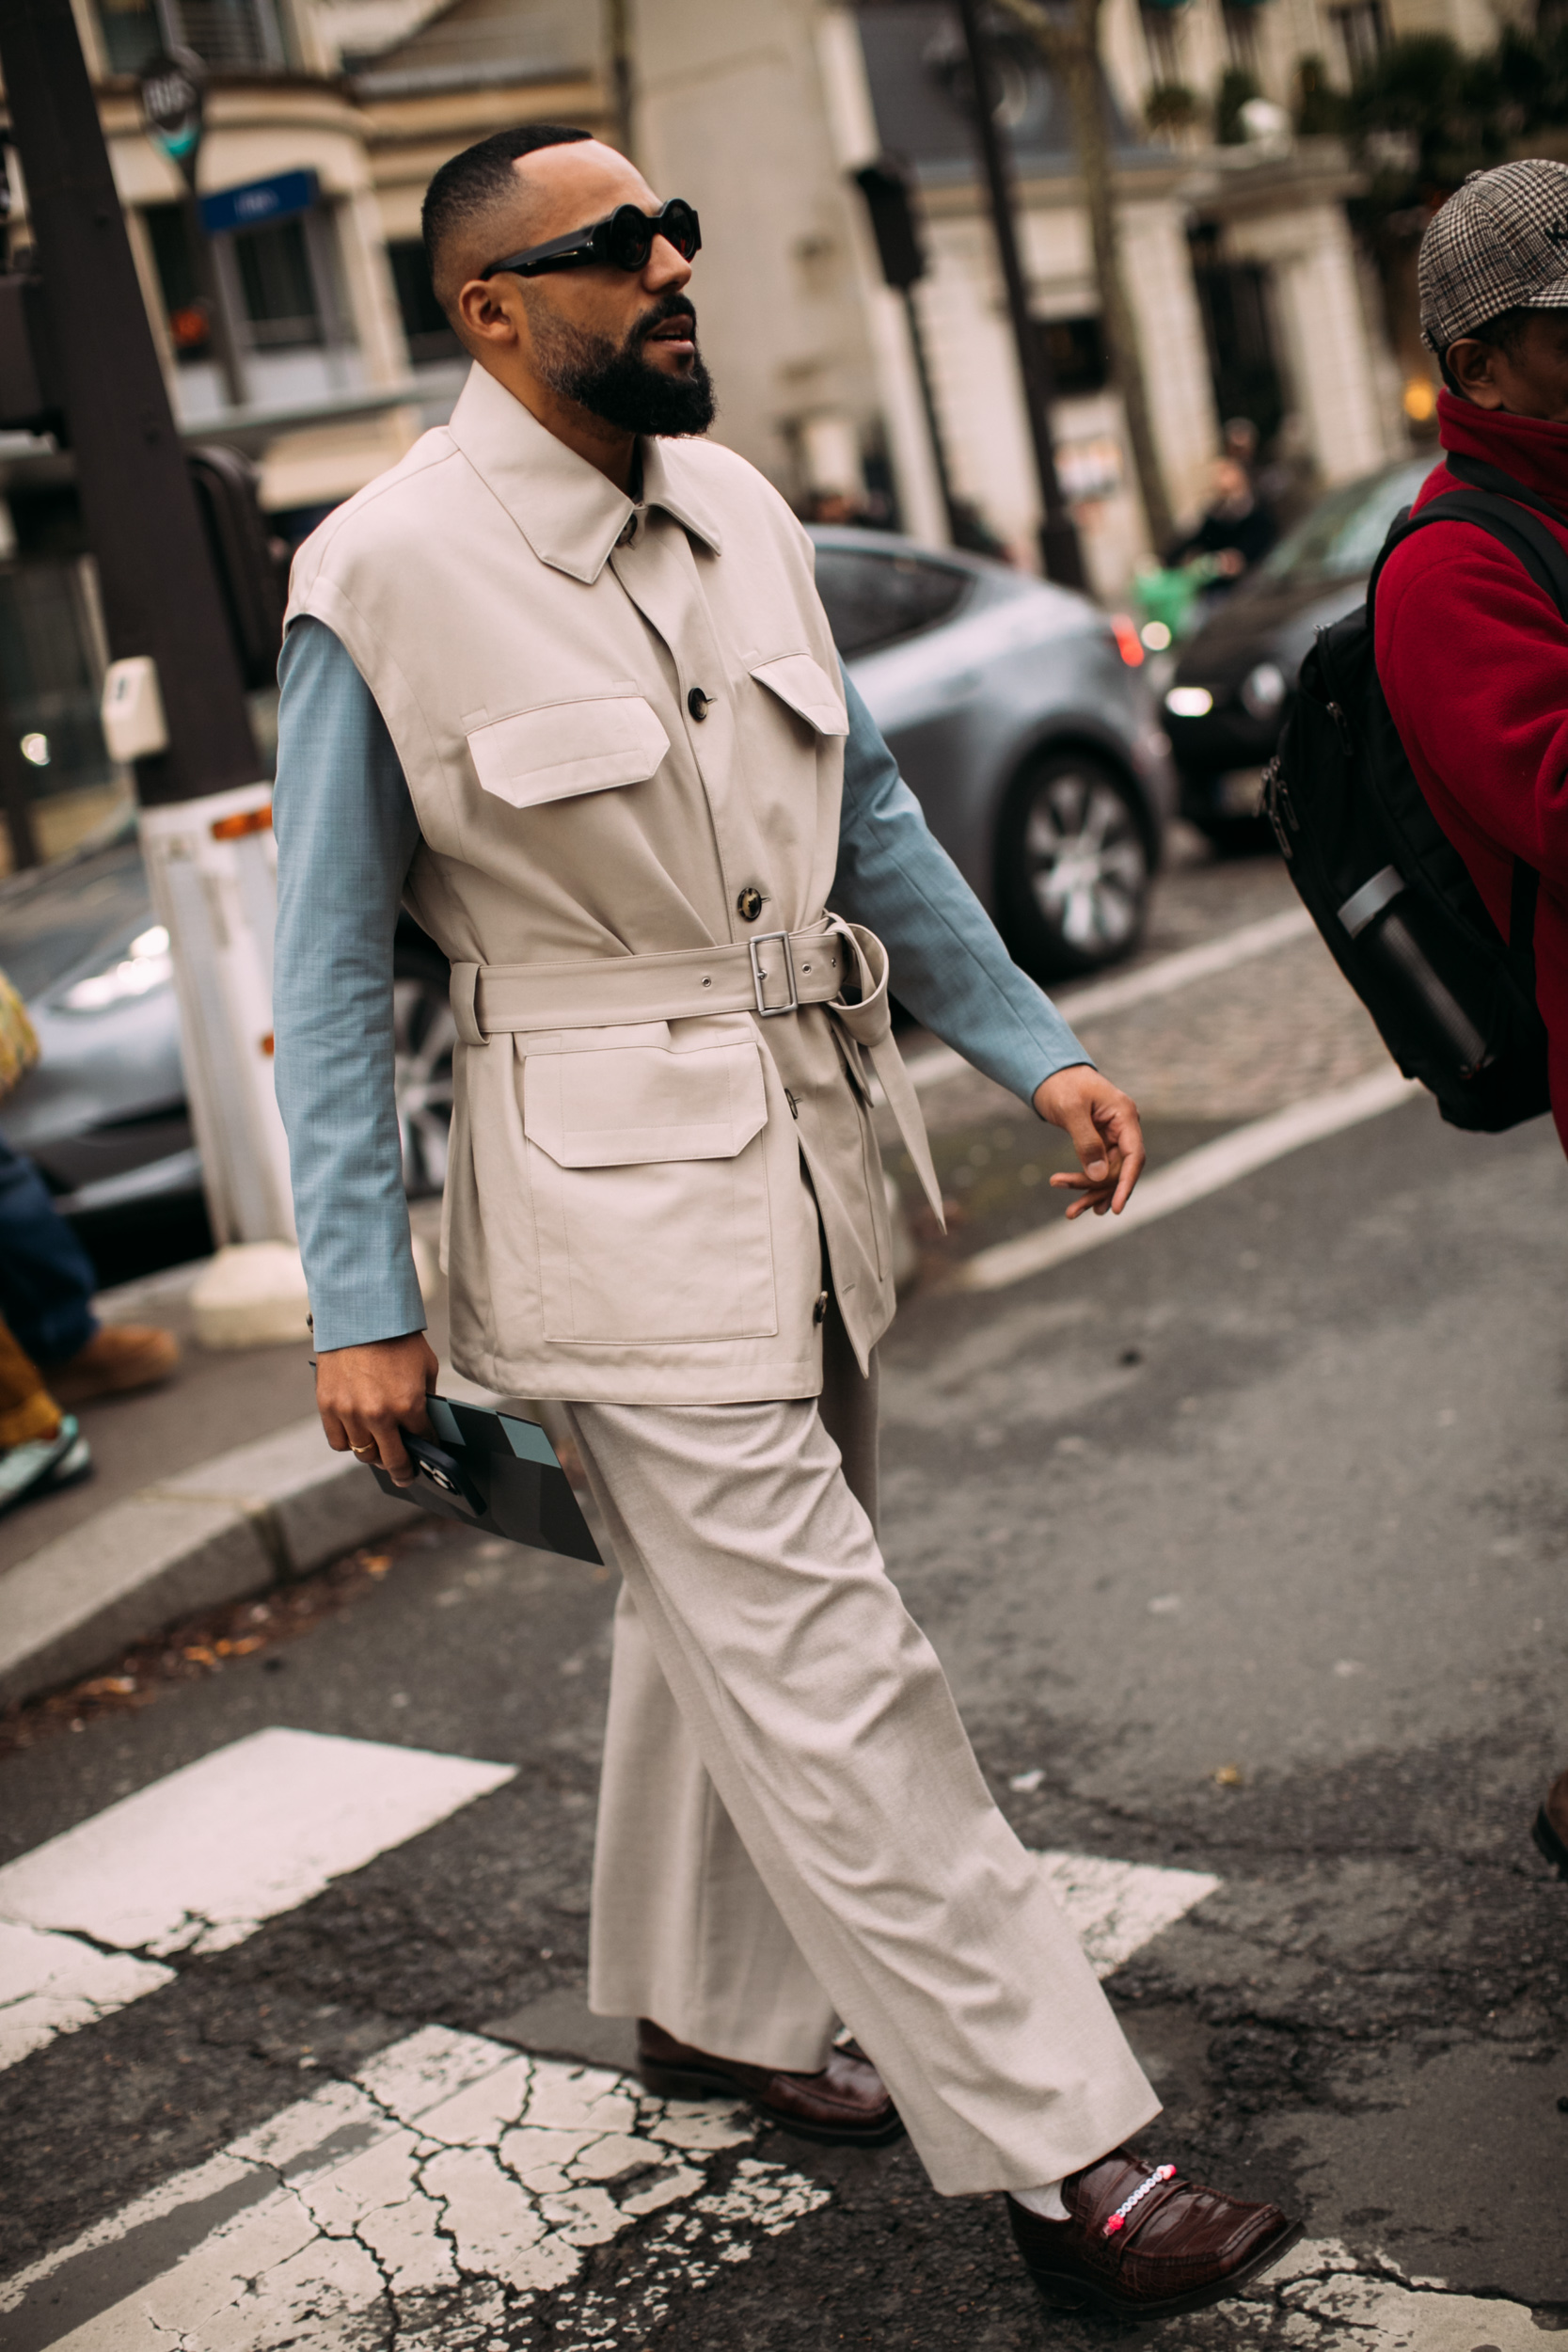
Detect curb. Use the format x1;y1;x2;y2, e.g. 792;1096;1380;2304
0;1418;415;1711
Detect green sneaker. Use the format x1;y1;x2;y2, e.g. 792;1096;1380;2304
0;1416;92;1518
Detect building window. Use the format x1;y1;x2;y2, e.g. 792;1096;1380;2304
1329;0;1385;80
95;0;285;76
388;239;461;367
1034;315;1109;399
1189;224;1287;449
232;219;322;349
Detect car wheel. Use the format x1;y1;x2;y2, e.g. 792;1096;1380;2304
997;753;1152;977
392;941;454;1199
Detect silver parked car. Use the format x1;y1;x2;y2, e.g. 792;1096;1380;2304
0;528;1172;1232
814;526;1175;975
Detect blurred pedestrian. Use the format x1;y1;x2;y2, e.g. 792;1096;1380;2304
1373;156;1568;1881
272;123;1300;2323
0;1133;180;1403
0;971;91;1511
0;961;180;1410
1164;454;1277;589
0;1307;89;1514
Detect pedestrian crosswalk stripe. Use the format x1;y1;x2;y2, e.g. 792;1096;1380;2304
0;1853;1223;2347
0;1729;515;2070
0;2026;821;2351
1038;1851;1220;1978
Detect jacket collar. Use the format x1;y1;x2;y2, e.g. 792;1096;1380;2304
446;361;723;583
1436;387;1568;508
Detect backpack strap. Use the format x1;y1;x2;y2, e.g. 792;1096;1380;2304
1368;485;1568;626
1366;475;1559;996
1442;447;1568;530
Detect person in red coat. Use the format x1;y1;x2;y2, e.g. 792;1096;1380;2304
1375;157;1568;1883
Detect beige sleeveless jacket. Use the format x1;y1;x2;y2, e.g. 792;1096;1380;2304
286;364;940;1406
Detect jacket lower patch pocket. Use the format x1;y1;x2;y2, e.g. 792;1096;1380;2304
522;1038;777;1345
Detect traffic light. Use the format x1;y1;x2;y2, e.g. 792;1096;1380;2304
853;160;927;293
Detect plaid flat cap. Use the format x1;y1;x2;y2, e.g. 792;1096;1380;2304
1419;158;1568;355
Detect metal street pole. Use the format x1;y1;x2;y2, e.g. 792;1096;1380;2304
955;0;1085;589
0;0;296;1247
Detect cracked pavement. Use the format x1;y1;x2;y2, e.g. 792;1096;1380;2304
1;848;1565;2344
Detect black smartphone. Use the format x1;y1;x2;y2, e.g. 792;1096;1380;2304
402;1429;486;1516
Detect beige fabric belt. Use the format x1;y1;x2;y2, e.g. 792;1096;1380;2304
449;920;943;1223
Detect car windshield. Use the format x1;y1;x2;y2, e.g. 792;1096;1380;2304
1256;458;1433;587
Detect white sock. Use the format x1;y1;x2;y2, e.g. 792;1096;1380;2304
1011;2179;1069;2221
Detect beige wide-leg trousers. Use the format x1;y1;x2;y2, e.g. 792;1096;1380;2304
562;1311;1159;2199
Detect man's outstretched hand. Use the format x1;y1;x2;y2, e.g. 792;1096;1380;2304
1032;1063;1146;1219
316;1330;439;1486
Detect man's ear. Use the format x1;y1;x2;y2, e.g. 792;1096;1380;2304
1446;336;1504;408
454;276;523;351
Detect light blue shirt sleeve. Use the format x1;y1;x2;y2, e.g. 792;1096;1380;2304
272;616;425;1354
832;668;1092;1101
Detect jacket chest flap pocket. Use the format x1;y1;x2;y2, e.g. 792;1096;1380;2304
522;1028;777;1345
467;695;670;810
749;654;848;739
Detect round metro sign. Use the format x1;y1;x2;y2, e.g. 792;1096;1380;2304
138;50;205;167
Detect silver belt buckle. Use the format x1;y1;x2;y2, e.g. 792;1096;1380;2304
749;930;798;1017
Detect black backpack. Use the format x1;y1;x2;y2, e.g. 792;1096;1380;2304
1264;452;1567;1133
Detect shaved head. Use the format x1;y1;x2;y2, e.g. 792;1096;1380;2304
422;124;593;319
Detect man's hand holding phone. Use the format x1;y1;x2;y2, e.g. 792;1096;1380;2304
316;1330;439;1486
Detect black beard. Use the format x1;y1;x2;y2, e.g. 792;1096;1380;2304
527;292;717;436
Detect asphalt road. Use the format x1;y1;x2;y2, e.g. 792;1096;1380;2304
2;855;1565;2347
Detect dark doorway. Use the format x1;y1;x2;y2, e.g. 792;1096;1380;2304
1187;222;1287;448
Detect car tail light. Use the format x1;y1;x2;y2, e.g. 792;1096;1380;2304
1109;613;1144;667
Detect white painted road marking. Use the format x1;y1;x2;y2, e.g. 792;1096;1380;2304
0;1851;1224;2346
0;1730;515;2070
0;1922;173;2073
1243;2236;1543;2349
0;2027;819;2351
1039;1851;1220;1977
905;907;1317;1093
953;1065;1422;1292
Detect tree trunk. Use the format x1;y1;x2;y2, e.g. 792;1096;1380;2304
994;0;1176;552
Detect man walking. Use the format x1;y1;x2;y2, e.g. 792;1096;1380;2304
273;124;1299;2320
1374;158;1568;1882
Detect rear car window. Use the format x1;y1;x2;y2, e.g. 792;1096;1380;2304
1257;458;1432;588
813;548;971;659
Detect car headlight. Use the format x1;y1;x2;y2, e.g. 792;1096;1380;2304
57;924;172;1012
1241;661;1287;720
1164;686;1213;719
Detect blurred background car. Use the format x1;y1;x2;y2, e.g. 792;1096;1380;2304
0;812;453;1281
813;525;1174;976
1161;454;1432;849
0;527;1173;1276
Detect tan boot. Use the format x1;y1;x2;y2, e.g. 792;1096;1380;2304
1533;1770;1568;1879
48;1323;180;1406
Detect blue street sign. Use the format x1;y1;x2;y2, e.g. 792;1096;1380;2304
199;169;319;238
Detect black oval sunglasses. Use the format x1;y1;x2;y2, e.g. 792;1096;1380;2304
480;198;702;282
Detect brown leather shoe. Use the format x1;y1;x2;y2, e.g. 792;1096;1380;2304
636;2018;904;2146
1534;1769;1568;1878
1008;2148;1301;2322
48;1324;180;1406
